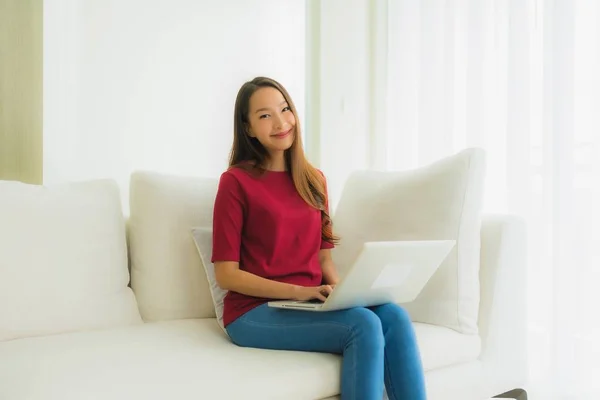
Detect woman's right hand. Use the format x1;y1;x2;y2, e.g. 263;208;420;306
293;285;334;302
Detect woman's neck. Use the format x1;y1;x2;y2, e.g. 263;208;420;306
266;152;286;172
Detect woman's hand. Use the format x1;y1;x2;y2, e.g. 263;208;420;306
293;285;334;302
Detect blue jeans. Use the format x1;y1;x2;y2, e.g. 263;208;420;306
226;303;426;400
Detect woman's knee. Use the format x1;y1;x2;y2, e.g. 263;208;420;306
384;303;412;320
374;303;414;332
345;308;384;343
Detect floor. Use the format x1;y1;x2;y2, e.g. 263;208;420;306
490;387;600;400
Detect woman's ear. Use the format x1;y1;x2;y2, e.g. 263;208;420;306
244;123;254;137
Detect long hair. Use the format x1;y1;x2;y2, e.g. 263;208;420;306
229;76;339;246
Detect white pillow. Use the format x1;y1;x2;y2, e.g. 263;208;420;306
191;227;227;332
0;179;142;341
128;171;219;322
332;148;485;334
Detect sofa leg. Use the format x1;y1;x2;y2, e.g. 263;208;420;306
493;388;528;400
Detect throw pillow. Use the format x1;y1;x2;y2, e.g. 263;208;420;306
0;179;142;341
191;227;227;332
331;148;486;334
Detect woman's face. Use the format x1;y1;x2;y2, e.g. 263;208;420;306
246;87;296;155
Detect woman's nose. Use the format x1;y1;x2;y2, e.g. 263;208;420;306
275;115;289;130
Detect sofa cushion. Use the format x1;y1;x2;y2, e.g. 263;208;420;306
129;171;219;321
332;149;486;334
0;318;480;400
190;227;227;332
0;179;142;341
415;323;481;371
0;319;341;400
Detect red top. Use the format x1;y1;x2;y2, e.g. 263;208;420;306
211;167;334;327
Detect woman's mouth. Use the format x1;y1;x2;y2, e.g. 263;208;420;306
271;129;292;139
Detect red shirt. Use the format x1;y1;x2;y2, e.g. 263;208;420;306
211;167;334;327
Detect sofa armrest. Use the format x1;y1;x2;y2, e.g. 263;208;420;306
478;214;528;380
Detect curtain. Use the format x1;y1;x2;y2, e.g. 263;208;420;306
381;0;600;397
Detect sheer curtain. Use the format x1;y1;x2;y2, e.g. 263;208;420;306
378;0;600;397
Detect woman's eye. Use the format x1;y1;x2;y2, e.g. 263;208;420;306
282;106;291;112
259;114;270;119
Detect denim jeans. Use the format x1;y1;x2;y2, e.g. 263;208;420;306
226;303;426;400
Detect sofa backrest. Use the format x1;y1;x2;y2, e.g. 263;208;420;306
0;179;142;341
128;171;218;321
128;148;485;333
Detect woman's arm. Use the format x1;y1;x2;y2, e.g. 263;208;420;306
215;261;298;299
319;249;340;286
215;261;332;301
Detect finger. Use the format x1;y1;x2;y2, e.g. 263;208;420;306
315;292;328;302
321;285;333;296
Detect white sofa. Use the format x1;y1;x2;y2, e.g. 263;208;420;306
0;153;528;400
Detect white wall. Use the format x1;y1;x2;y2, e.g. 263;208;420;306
305;0;373;210
44;0;306;207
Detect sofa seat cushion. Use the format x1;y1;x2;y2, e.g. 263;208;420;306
0;319;341;400
0;319;481;400
414;323;481;371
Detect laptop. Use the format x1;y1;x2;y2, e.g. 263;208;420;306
268;240;455;312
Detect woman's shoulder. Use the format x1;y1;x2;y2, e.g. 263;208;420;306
221;165;244;178
216;168;253;203
218;164;261;187
218;166;243;185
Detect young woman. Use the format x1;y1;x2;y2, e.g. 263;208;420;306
211;77;426;400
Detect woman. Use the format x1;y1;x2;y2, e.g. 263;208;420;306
211;76;426;400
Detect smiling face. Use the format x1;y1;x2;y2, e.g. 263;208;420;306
246;87;296;156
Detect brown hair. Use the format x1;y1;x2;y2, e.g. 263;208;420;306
229;76;338;246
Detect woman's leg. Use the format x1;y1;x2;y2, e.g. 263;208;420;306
226;304;385;400
370;303;427;400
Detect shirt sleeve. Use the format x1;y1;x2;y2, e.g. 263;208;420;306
211;172;245;262
320;172;335;250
